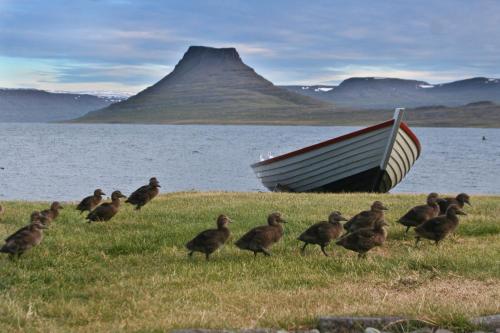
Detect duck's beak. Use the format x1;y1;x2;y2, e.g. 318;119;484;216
280;219;288;224
382;206;389;210
457;209;467;216
466;200;471;206
339;216;348;221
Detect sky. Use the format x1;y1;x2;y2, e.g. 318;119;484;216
1;0;499;94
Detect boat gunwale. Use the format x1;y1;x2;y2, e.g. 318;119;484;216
251;119;421;168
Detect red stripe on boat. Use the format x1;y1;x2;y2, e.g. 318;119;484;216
252;119;395;167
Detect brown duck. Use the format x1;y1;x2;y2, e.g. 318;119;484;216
235;212;286;256
344;201;388;233
415;204;466;246
186;215;232;261
298;211;347;256
336;219;388;258
41;201;64;225
1;220;47;258
76;189;106;213
87;190;126;223
437;193;471;214
398;193;440;233
3;211;46;243
126;177;161;210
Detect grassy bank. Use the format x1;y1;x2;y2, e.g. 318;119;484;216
0;192;499;332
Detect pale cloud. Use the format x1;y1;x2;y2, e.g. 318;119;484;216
1;0;500;91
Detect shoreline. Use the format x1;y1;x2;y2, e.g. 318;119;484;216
2;191;500;203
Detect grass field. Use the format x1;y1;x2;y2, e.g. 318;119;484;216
0;192;499;332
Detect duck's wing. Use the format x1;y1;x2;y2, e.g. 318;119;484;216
416;216;448;233
298;222;323;241
345;211;373;230
87;203;112;220
399;205;427;223
76;196;93;210
235;226;267;246
5;225;32;243
126;185;150;203
190;229;218;243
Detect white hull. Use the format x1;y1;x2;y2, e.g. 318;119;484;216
251;110;421;193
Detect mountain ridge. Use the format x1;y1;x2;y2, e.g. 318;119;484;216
74;46;333;123
281;76;500;109
0;89;122;122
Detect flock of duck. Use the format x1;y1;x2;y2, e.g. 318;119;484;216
0;178;471;261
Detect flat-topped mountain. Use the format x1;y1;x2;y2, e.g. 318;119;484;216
282;77;500;109
74;46;333;123
0;89;121;122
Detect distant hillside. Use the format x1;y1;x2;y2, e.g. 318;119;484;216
273;101;500;128
280;85;337;99
0;89;123;122
282;77;500;109
73;46;333;123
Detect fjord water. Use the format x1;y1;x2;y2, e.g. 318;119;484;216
0;123;498;201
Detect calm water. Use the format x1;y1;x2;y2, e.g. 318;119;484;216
0;123;499;201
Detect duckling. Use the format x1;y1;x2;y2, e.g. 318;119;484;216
398;193;440;233
344;201;388;233
1;220;47;258
415;204;466;246
41;201;64;225
126;177;161;210
437;193;471;214
76;189;106;214
186;215;232;261
235;212;286;257
3;211;45;243
336;219;388;259
86;190;126;223
298;211;347;256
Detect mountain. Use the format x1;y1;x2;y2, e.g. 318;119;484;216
282;77;500;109
0;89;123;122
74;46;333;123
279;85;337;99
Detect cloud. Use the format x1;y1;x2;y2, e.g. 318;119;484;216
1;0;500;91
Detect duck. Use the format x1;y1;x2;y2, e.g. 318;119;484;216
41;201;64;225
298;211;347;256
3;211;46;243
437;193;471;214
398;193;440;233
86;190;126;223
126;177;161;210
415;204;466;246
235;212;286;257
336;219;388;259
186;215;232;261
1;220;47;259
76;189;106;214
344;201;388;233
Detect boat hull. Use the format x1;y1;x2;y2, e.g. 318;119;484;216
251;119;421;193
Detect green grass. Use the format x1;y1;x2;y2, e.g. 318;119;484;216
0;192;499;332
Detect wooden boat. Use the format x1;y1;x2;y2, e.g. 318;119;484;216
251;109;421;193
